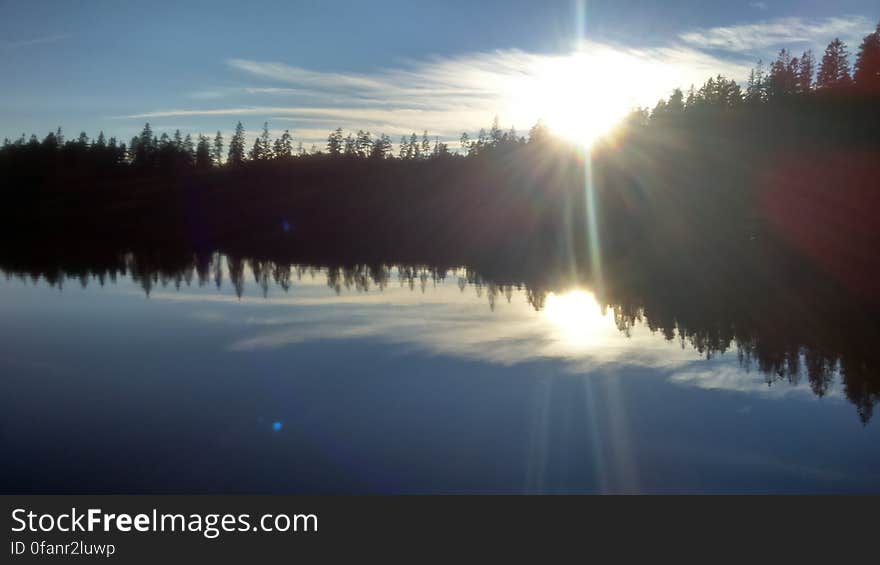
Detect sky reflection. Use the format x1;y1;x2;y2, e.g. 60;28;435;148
124;261;836;401
1;256;876;494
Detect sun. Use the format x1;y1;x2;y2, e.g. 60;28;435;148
505;50;640;147
542;290;616;348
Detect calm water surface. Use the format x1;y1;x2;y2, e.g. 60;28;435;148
1;256;878;493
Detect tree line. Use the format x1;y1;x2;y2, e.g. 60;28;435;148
633;25;880;121
3;22;877;178
0;114;538;179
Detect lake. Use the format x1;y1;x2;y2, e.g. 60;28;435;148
1;252;879;493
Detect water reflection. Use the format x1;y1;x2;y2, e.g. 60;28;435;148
543;290;617;349
3;247;880;493
2;249;878;424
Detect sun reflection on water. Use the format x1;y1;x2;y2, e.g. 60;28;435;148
542;289;616;349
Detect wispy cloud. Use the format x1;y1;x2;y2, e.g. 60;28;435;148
188;86;327;100
229;59;390;92
669;363;840;398
0;33;69;49
118;41;751;145
243;87;320;96
188;89;228;100
680;15;874;53
117;15;875;148
748;2;768;11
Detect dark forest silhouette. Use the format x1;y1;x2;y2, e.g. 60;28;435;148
1;27;880;420
2;27;878;171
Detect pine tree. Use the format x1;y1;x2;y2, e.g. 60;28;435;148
273;129;293;159
259;122;271;159
685;85;696;108
327;128;343;156
227;122;246;166
196;134;212;169
817;38;852;88
355;130;372;158
134;123;153;168
723;77;742;106
409;133;419;159
767;49;797;98
527;122;549;144
249;136;264;161
751;61;767;103
667;88;685;112
129;136;140;164
212;131;224;166
853;22;880;91
249;122;271;160
370;134;392;159
41;130;58;151
139;124;153;148
420;130;430;158
459;132;470;154
695;75;741;107
343;133;356;157
156;132;175;170
183;134;195;162
489;116;502;146
652;99;668;119
434;140;450;158
797;50;815;93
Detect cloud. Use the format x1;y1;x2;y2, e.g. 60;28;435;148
229;59;390;92
680;15;874;53
188;86;329;100
118;41;752;146
748;2;768;11
669;362;841;398
188;90;228;100
243;87;320;96
0;34;69;49
118;15;876;148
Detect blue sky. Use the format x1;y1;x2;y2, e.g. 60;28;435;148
1;0;877;148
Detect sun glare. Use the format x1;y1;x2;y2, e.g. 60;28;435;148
506;51;642;147
543;290;615;348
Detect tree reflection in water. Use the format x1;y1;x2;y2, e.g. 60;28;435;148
2;246;877;422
